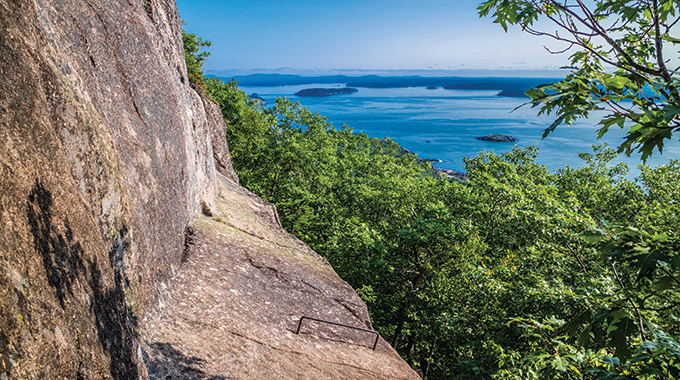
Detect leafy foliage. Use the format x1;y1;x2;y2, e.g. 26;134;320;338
211;81;680;378
479;0;680;160
182;22;211;89
204;77;272;174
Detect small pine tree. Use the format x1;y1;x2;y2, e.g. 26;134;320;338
182;21;211;89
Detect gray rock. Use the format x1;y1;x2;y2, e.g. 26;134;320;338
1;0;216;376
435;169;470;181
475;134;518;142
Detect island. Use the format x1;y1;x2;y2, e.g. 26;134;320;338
248;93;267;106
475;134;518;142
294;87;358;97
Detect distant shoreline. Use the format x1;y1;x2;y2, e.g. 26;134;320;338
215;74;560;98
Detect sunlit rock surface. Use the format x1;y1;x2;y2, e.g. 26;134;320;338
144;175;420;379
0;0;419;378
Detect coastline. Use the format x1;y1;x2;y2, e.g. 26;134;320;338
433;167;469;181
403;148;469;181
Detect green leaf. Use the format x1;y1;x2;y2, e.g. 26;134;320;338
602;355;620;367
552;356;568;372
663;105;680;123
607;314;637;363
654;276;678;291
671;256;680;270
567;310;592;337
597;114;626;139
542;117;564;138
663;35;680;45
578;324;593;349
604;76;630;90
525;87;546;100
635;249;663;281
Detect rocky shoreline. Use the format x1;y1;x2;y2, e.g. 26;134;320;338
434;168;469;181
401;148;469;181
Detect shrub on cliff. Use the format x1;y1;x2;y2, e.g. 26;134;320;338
205;77;273;175
182;22;211;89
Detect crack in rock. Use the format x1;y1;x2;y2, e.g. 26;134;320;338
246;257;290;285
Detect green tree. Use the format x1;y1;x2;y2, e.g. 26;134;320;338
479;0;680;160
182;22;211;88
205;77;272;174
501;224;680;380
477;2;680;376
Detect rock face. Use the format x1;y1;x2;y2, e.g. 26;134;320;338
202;95;239;183
475;134;518;142
1;0;216;377
143;176;419;380
0;1;418;379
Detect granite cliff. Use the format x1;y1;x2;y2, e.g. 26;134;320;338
0;0;418;379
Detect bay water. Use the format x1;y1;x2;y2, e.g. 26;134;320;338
239;84;680;177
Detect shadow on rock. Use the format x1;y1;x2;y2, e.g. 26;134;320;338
145;342;231;379
27;180;86;308
26;179;138;380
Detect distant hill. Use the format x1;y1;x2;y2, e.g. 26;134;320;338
215;73;354;86
442;78;555;98
216;74;560;98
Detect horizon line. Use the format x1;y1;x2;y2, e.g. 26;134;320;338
205;67;568;78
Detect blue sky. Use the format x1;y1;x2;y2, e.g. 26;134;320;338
176;0;568;76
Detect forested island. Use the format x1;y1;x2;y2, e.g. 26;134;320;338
294;87;358;97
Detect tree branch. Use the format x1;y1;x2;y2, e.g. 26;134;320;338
545;0;665;78
610;260;647;341
652;0;680;102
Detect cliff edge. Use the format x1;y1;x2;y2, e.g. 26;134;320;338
0;0;418;379
143;175;418;379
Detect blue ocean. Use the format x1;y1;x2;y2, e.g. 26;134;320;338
239;83;680;177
